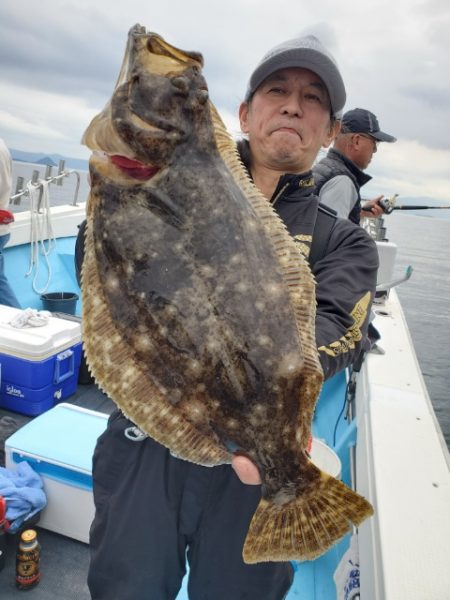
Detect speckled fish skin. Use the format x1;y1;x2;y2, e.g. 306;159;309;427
81;24;373;564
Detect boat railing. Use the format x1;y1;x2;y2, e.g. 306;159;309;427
362;212;414;299
361;214;388;242
10;160;81;208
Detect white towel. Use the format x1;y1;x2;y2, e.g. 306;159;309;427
9;308;52;328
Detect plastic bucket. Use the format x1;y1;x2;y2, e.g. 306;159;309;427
41;292;79;316
310;438;342;479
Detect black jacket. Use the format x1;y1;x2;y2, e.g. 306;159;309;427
313;148;372;224
265;170;378;379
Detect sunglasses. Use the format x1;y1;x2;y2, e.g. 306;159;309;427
358;133;379;149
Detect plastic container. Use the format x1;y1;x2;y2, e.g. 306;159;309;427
0;306;82;415
5;403;108;543
310;438;342;479
41;292;79;315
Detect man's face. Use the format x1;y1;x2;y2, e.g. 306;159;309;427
352;133;378;170
239;67;338;173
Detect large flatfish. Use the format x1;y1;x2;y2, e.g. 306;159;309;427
81;24;373;563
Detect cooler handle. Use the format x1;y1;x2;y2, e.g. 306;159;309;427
54;349;75;384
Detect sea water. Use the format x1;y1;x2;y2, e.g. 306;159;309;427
385;212;450;450
9;162;450;450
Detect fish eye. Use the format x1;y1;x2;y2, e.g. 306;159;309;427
197;89;209;104
171;76;190;93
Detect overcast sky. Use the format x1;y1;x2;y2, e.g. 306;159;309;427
1;0;450;201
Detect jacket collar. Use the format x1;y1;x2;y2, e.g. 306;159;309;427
327;148;372;187
270;171;316;203
237;139;317;203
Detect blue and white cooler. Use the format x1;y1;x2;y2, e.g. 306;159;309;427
5;402;108;542
0;305;82;416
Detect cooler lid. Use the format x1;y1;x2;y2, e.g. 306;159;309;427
0;305;82;360
5;403;108;473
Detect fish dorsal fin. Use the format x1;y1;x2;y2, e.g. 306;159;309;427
209;103;323;426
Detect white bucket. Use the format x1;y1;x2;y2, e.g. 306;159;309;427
310;438;342;479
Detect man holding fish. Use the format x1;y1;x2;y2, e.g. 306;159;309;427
82;27;378;600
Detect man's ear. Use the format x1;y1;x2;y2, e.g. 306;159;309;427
239;101;250;134
322;119;341;149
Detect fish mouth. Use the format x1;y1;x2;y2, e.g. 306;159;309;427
145;32;204;67
110;154;160;180
82;26;205;169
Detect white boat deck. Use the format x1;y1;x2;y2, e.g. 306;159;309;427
357;289;450;599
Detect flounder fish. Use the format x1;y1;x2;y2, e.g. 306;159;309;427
81;24;373;563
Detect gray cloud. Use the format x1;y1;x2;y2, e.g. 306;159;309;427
1;0;450;200
0;5;125;103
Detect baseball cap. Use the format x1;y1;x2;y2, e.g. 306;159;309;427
245;35;346;116
342;108;397;142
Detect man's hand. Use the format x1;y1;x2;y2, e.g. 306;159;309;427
232;455;262;485
361;195;385;218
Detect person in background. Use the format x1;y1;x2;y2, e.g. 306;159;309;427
85;36;379;600
313;107;397;223
0;139;20;308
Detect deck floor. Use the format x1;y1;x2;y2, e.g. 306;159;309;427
0;383;112;599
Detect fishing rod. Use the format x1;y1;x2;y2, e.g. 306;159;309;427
378;195;450;214
392;204;450;211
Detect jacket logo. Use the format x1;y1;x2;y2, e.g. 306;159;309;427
299;177;314;188
318;292;371;358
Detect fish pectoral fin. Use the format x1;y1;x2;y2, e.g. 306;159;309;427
242;465;373;563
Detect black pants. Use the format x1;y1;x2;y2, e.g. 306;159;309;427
88;411;293;600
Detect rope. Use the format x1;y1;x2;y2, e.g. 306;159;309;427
25;179;56;294
124;426;148;442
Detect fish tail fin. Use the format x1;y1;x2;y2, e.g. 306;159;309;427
243;465;373;564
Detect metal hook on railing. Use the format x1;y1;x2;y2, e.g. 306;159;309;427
376;265;413;292
10;165;82;206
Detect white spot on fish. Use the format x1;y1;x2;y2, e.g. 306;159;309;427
265;282;283;298
235;281;249;293
105;275;120;291
207;339;220;352
185;400;205;422
199;265;215;278
134;335;152;352
277;352;304;378
187;359;202;375
258;335;271;347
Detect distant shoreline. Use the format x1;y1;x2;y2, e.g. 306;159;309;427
10;148;89;171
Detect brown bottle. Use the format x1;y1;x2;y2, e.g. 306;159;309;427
16;529;41;590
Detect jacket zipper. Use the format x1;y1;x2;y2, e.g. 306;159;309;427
271;183;289;207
